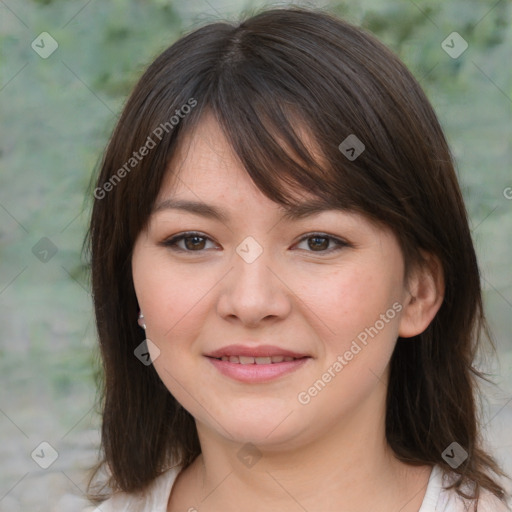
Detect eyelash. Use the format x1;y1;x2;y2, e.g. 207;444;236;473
161;231;349;254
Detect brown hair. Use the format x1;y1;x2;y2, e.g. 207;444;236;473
85;6;509;507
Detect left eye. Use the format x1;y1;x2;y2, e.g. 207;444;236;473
295;233;348;252
162;232;347;253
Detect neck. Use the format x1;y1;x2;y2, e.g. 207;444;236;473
184;380;431;512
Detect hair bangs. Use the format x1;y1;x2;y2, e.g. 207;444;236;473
198;73;351;216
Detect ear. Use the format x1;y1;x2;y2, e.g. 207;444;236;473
398;252;445;338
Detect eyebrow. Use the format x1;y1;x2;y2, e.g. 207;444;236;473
152;198;343;222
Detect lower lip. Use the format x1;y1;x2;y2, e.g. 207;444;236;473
207;357;310;383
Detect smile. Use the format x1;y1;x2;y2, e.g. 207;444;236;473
206;355;310;383
212;355;303;364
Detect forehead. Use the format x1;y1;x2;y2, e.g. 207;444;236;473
147;113;396;243
168;115;247;192
152;117;376;230
157;112;325;206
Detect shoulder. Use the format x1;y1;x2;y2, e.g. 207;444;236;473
422;465;511;512
475;491;512;512
82;465;182;512
443;487;512;512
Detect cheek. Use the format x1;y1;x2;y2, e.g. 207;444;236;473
306;262;400;348
132;257;212;408
293;267;401;417
133;252;214;344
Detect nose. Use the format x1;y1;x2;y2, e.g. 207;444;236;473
216;246;292;327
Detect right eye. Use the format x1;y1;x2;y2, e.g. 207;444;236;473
161;231;218;252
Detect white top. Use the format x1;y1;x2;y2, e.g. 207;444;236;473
84;464;511;511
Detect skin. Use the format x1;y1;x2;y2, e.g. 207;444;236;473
131;113;444;512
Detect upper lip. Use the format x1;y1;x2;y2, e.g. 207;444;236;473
205;344;309;359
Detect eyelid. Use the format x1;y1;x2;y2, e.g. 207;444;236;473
161;231;219;252
294;232;350;252
161;231;350;253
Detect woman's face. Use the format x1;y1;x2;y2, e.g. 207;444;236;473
131;113;413;449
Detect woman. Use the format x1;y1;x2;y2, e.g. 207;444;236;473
85;7;510;511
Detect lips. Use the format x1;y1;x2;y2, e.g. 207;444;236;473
205;344;309;360
214;355;300;364
205;344;311;382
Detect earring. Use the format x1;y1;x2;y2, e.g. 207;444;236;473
137;311;146;330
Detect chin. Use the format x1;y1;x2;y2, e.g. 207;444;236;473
211;408;304;447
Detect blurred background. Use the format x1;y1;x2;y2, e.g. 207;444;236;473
0;0;511;510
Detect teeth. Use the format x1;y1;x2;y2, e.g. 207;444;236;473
216;355;301;364
255;357;272;364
